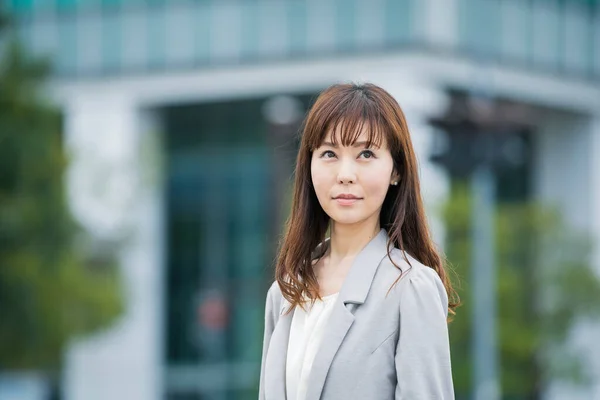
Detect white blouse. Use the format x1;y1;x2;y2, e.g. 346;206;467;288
285;292;339;400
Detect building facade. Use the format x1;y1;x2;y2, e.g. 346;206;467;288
7;0;600;399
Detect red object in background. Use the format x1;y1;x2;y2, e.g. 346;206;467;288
198;294;229;331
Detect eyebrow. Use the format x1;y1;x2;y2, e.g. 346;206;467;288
322;141;380;149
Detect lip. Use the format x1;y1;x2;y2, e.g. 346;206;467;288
334;194;361;200
333;194;363;206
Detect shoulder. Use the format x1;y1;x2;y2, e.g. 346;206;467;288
265;280;285;316
377;249;449;318
266;280;282;302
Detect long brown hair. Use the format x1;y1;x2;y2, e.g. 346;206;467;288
275;83;459;316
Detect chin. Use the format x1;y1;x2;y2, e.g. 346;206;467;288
327;212;368;226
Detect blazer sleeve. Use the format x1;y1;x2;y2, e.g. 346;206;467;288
259;282;278;400
394;267;455;400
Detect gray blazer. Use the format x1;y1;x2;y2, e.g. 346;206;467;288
259;229;454;400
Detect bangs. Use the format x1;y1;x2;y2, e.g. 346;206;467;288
305;88;388;151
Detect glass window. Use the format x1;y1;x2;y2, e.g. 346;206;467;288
164;100;270;399
56;0;78;12
9;0;35;14
163;95;310;399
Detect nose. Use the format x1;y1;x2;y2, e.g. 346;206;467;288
337;159;357;185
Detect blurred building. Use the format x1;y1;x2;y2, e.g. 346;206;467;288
6;0;600;399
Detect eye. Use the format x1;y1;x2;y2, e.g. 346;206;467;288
320;150;336;159
359;150;376;159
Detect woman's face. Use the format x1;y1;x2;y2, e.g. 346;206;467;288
311;126;398;228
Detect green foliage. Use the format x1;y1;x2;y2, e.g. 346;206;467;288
0;39;124;370
445;184;600;398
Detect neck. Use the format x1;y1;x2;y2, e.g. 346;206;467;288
328;219;381;262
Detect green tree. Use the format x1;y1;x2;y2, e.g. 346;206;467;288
0;16;124;372
446;184;600;399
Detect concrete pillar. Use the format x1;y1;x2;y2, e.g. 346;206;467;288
61;94;164;400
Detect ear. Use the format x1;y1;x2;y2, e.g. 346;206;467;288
390;170;400;186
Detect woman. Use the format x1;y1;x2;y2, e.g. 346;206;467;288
259;83;458;400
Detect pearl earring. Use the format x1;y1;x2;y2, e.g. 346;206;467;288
391;181;398;186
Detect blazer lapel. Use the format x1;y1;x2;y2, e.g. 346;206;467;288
264;298;294;399
304;229;390;400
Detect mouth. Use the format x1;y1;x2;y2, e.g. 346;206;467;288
333;194;362;200
333;194;363;205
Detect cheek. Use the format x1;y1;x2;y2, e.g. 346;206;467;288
364;178;391;200
363;165;393;199
310;161;330;198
